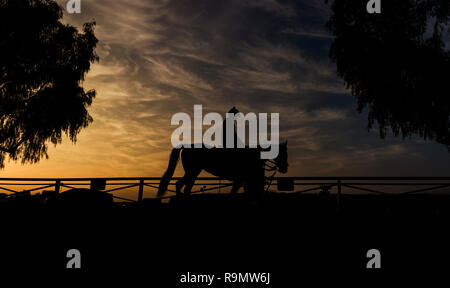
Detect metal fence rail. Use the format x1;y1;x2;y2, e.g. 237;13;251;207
0;177;450;205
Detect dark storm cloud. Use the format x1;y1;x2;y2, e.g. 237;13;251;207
46;0;450;176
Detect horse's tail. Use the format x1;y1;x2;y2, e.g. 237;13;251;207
158;148;182;197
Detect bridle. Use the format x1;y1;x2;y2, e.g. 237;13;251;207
264;159;278;172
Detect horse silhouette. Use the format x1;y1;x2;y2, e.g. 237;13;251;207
158;141;288;197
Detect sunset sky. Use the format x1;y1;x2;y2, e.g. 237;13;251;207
2;0;450;178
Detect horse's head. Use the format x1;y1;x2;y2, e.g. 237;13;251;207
274;140;288;174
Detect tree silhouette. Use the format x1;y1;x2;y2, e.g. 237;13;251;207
0;0;98;167
326;0;450;148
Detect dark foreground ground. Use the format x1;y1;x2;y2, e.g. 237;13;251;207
1;193;450;285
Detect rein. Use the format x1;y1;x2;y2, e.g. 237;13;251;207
264;159;278;192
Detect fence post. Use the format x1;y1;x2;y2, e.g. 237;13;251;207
55;179;61;194
138;179;144;202
336;179;341;211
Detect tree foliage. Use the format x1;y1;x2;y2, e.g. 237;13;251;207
327;0;450;148
0;0;98;167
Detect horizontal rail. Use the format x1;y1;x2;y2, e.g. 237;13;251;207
0;176;449;181
3;181;449;185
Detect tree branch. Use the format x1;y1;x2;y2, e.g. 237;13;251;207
0;138;24;154
0;146;13;153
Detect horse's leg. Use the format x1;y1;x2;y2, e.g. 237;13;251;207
183;169;201;195
177;148;190;196
230;181;242;195
175;178;184;196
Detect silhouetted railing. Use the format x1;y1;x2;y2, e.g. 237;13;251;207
0;177;449;207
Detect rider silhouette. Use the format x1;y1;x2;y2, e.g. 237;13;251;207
222;107;244;148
